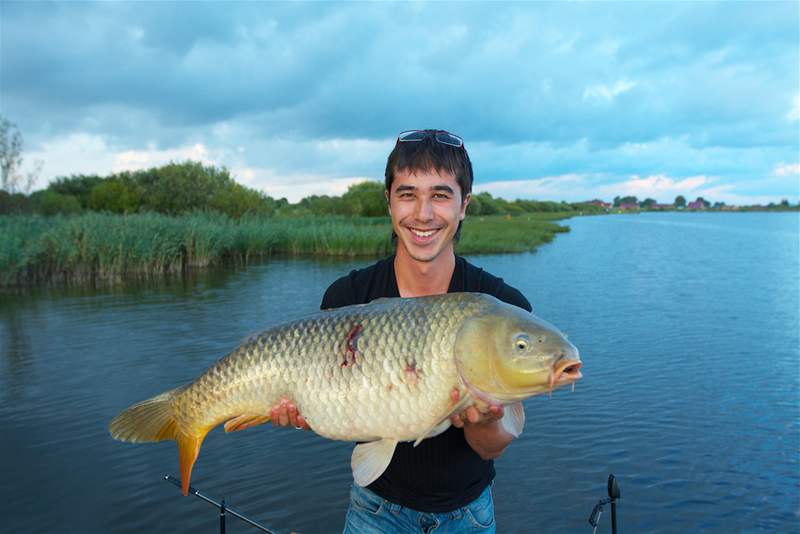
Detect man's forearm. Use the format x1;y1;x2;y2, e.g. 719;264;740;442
464;419;514;460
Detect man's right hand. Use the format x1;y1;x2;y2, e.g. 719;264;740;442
270;396;311;430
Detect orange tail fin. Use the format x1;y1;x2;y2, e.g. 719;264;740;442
109;386;210;496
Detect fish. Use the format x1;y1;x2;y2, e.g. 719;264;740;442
109;292;581;496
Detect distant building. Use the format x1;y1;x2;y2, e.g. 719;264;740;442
585;200;612;209
687;200;705;209
650;203;673;210
619;203;639;210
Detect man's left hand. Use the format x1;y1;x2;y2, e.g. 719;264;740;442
449;388;504;428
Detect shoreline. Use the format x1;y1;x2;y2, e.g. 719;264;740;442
0;212;573;289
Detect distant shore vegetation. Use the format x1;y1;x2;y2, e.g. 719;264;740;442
0;161;589;288
589;194;799;212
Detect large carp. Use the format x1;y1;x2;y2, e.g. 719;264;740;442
109;292;581;495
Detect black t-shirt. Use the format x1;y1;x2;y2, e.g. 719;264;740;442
320;255;532;513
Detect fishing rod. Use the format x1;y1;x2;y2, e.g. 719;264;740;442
163;475;283;534
588;473;621;534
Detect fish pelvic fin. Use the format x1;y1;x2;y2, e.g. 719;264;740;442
224;414;271;433
109;386;209;496
351;439;398;487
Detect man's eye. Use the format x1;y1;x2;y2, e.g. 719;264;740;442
433;193;450;200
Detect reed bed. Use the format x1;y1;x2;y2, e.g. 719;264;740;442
0;212;570;287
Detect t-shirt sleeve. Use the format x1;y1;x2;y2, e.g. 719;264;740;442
466;258;533;313
494;282;532;313
320;273;356;310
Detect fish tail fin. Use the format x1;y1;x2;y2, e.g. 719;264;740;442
109;387;184;443
109;386;209;496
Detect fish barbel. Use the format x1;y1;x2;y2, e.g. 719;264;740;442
109;292;581;495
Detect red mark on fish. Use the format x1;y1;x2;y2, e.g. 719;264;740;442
404;360;421;385
341;324;363;368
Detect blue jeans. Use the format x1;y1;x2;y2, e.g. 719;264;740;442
342;483;495;533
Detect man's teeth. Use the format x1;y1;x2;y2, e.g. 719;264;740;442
411;229;436;238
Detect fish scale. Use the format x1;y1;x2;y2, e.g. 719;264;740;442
109;292;581;495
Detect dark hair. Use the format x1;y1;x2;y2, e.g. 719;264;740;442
384;130;473;241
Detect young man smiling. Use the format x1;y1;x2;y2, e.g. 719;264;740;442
272;129;531;533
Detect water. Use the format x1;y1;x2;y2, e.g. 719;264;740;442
1;212;797;533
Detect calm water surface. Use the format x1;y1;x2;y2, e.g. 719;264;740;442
1;212;798;533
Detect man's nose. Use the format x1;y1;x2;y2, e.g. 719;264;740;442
415;198;433;221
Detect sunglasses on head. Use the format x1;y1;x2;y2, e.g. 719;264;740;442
397;129;464;148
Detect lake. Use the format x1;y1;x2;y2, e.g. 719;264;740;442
1;212;797;533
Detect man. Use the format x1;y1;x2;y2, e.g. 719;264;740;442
271;129;531;533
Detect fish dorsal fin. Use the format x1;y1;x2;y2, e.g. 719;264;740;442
223;414;271;433
351;439;398;487
501;401;525;437
412;392;474;447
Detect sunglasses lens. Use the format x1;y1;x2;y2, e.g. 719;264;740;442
398;130;429;142
397;130;464;147
434;132;463;147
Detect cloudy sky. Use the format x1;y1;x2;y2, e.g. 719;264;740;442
2;1;798;204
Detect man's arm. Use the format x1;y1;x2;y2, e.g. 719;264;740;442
449;389;520;460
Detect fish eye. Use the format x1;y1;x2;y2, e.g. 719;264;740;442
514;334;529;351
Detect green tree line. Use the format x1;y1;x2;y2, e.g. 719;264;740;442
0;160;605;218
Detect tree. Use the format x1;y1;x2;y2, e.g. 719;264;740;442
674;195;686;208
640;198;657;209
0;117;42;194
342;181;387;217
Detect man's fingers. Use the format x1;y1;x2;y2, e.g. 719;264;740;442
451;414;464;428
467;407;482;424
270;406;280;425
297;414;309;430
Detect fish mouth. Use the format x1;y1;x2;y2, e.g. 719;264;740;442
549;359;583;391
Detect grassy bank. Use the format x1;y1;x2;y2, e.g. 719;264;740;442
0;212;570;287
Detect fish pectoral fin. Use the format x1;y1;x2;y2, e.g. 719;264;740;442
223;414;271;433
351;439;398;487
501;401;525;438
412;393;474;447
412;419;452;447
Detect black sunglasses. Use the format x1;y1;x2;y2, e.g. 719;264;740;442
397;129;464;148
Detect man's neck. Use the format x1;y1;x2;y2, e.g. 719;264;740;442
394;246;456;298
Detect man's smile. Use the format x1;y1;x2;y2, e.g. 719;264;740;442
407;226;442;243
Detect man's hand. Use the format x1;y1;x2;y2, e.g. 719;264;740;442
270;396;311;430
449;388;515;460
450;388;505;428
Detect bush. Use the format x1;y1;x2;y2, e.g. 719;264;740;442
342;181;387;217
89;178;142;213
208;183;276;218
48;174;105;209
138;161;234;214
30;190;82;215
0;191;31;214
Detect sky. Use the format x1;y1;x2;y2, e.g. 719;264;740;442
1;1;798;205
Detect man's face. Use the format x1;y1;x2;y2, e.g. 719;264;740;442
386;167;470;263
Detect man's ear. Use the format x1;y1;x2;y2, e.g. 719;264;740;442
385;189;391;214
460;193;471;220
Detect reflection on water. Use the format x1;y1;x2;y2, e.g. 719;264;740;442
0;212;797;533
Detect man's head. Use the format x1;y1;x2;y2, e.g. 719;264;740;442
384;130;473;263
385;130;473;208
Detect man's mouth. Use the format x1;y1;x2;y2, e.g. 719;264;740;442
410;228;439;238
